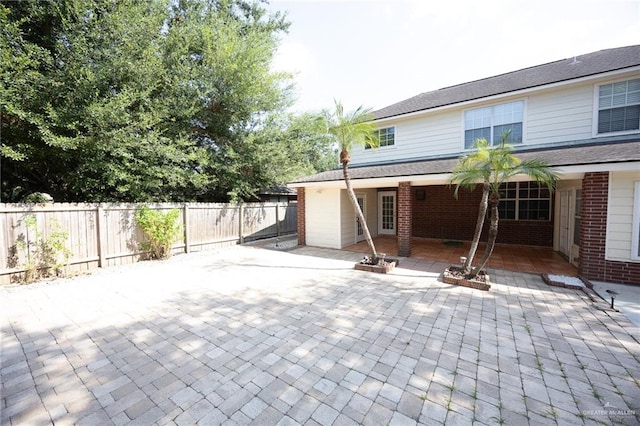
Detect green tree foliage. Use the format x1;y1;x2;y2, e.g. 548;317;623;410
1;0;329;202
449;133;557;279
228;112;337;200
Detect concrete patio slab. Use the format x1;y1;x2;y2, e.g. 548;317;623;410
1;245;639;425
591;281;640;330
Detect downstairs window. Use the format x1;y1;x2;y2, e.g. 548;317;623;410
498;181;551;221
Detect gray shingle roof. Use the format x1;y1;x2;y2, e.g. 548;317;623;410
373;45;640;120
290;140;640;184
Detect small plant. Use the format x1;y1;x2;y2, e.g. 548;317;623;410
559;362;568;379
524;324;532;335
22;192;53;203
536;356;545;374
419;393;427;401
135;206;182;260
445;396;453;412
592;387;602;401
16;215;71;283
545;407;558;419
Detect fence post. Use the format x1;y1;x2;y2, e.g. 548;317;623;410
238;203;244;244
96;205;106;268
275;204;280;237
183;203;190;253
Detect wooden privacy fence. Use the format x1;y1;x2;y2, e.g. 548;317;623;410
0;202;297;284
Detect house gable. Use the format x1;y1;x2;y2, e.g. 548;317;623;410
345;45;640;168
373;45;640;120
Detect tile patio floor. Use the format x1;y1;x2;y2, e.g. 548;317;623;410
345;236;578;277
1;245;638;425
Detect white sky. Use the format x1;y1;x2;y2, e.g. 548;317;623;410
268;0;640;113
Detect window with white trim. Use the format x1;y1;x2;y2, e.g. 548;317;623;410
498;181;551;221
632;181;640;260
366;127;395;149
597;78;640;134
464;101;524;149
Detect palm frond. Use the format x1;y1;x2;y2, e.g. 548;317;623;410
324;100;378;155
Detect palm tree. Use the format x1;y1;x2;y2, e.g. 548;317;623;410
450;133;557;279
323;100;380;261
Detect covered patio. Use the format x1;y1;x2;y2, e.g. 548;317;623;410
345;235;578;276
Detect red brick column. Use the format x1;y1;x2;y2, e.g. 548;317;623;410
580;172;640;284
398;182;412;257
580;172;608;280
296;187;306;246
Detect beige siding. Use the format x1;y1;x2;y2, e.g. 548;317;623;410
350;112;460;165
365;189;378;240
349;74;640;167
606;171;640;262
340;189;378;248
340;189;355;248
305;188;342;249
526;86;593;145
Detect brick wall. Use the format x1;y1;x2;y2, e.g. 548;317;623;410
580;172;640;284
398;182;412;257
296;187;305;246
412;185;554;246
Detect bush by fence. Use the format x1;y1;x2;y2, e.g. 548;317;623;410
1;202;297;284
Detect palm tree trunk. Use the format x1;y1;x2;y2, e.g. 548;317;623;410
470;193;499;279
342;162;378;259
464;182;489;276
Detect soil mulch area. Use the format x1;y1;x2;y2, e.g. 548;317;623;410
354;256;399;274
443;265;491;291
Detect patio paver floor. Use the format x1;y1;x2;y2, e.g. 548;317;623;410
1;245;638;425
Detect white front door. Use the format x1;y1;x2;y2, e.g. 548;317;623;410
356;194;366;242
571;189;582;267
378;191;396;235
559;190;570;257
558;188;581;266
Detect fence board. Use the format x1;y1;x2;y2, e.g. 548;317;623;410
0;202;296;284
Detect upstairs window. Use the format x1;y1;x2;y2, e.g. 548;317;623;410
597;78;640;134
366;127;395;149
464;101;524;149
498;181;551;221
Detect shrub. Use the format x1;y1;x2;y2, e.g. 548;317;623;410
16;215;71;283
135;206;182;260
21;192;54;203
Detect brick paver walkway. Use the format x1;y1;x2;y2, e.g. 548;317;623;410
1;245;639;425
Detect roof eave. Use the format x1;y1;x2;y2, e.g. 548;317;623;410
373;65;640;124
288;160;640;188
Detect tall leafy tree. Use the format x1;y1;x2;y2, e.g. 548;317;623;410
322;101;379;259
231;112;337;199
0;0;302;202
449;133;557;279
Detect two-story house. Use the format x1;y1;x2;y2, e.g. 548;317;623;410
289;45;640;285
